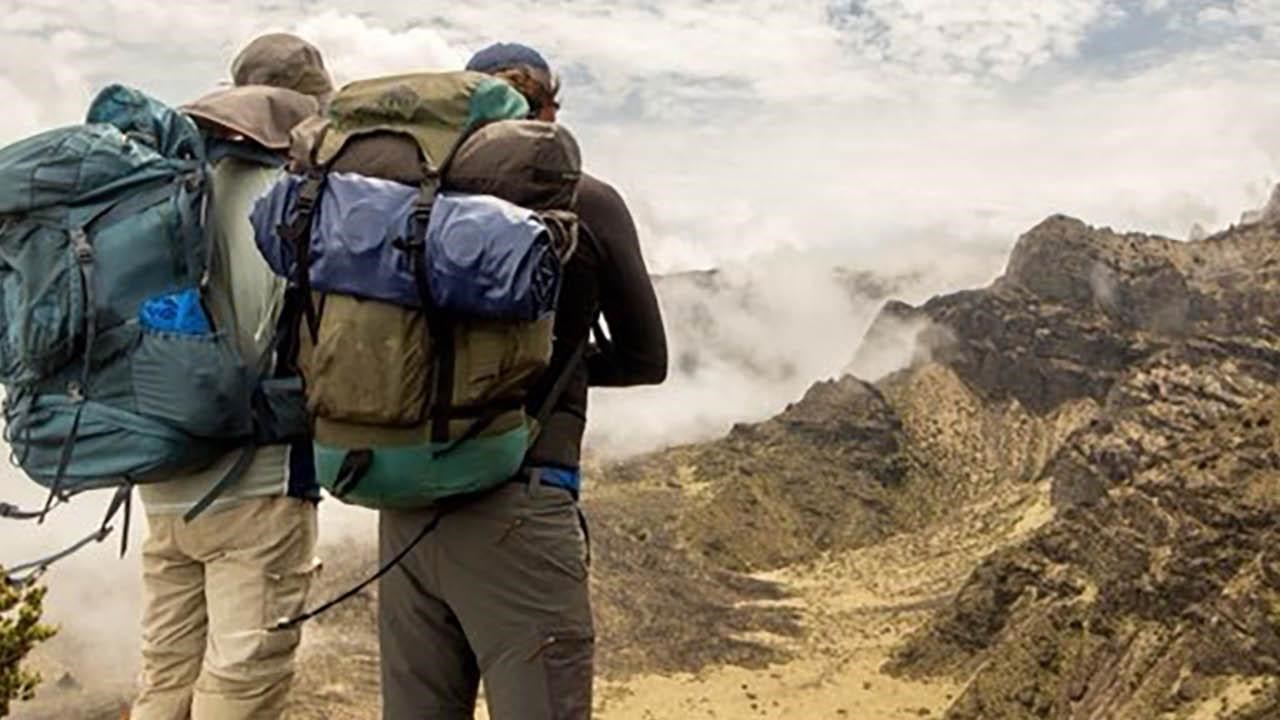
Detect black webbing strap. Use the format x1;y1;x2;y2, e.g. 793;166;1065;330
269;508;443;632
428;320;456;444
399;172;455;445
0;503;46;521
277;174;326;340
430;400;515;460
181;445;256;523
40;228;99;524
330;450;374;500
5;388;33;471
7;484;132;585
534;338;590;430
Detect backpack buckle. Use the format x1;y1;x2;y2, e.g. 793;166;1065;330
293;194;317;217
298;173;325;201
391;235;424;254
69;229;93;264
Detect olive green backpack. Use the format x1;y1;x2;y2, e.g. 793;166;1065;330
258;71;582;509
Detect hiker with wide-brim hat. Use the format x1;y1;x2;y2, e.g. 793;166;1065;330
131;32;331;720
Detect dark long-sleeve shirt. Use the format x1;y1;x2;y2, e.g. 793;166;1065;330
525;173;667;469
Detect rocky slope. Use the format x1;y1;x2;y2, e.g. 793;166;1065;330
17;213;1280;719
886;216;1280;719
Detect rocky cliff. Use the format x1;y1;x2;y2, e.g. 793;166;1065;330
885;215;1280;719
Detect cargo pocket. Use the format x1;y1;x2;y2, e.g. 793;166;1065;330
453;320;507;407
454;317;553;408
132;329;252;437
531;628;594;720
0;223;85;382
516;489;589;582
507;315;554;381
307;295;428;426
260;557;321;661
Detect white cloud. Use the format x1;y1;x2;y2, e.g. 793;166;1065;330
291;10;465;84
829;0;1121;81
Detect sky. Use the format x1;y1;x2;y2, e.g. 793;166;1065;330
3;0;1280;270
3;0;1280;689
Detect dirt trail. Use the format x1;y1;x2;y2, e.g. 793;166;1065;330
566;478;1052;720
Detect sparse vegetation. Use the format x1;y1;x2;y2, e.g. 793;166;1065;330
0;572;56;717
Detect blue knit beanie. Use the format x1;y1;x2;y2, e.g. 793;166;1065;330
466;42;552;74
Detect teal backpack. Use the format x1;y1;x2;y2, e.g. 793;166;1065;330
0;85;305;577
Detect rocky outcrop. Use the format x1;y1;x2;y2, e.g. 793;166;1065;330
867;215;1280;415
675;377;907;572
884;215;1280;718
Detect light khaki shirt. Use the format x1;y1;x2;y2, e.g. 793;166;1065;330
139;157;290;516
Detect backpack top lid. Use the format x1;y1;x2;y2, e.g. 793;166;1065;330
183;85;320;152
86;84;205;162
305;71;531;171
445;120;582;211
0;84;203;215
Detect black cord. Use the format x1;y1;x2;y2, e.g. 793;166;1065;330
268;512;443;632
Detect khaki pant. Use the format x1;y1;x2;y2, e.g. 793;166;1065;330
379;477;594;720
132;495;319;720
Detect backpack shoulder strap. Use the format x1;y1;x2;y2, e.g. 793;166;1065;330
276;172;327;339
531;328;593;431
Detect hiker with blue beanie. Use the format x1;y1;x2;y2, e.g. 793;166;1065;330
376;41;668;720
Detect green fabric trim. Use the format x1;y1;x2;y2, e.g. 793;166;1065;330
313;411;525;448
467;77;531;128
316;424;530;509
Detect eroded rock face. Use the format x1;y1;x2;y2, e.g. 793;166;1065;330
675;376;908;573
893;391;1280;719
883;215;1280;719
589;211;1280;706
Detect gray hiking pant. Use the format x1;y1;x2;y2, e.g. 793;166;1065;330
378;475;594;719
